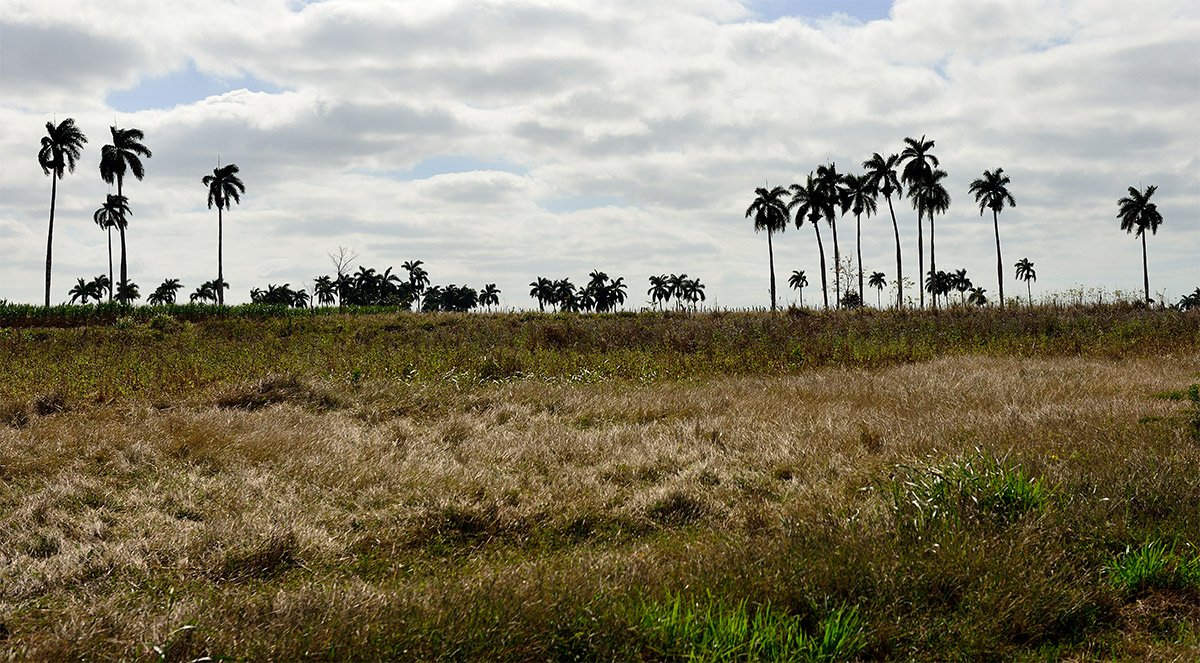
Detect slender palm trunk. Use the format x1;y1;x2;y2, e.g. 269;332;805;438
218;206;225;306
1027;280;1032;307
877;288;881;308
856;212;864;303
993;209;1005;310
107;228;114;302
44;175;58;307
812;215;829;310
886;194;902;308
767;228;777;312
117;181;128;292
916;203;925;308
1141;231;1149;304
929;211;937;311
799;287;804;308
830;217;841;308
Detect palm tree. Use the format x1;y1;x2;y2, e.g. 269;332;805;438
1117;185;1165;304
841;172;879;302
788;269;808;308
202;163;245;305
745;185;790;311
403;260;429;310
68;278;94;305
1014;258;1036;307
667;273;688;311
863;152;904;307
529;277;553;312
816;163;847;306
868;271;886;308
907;168;950;309
148;278;183;306
92;194;131;300
648;275;670;310
682;278;706;311
39;118;88;307
480;284;501;311
899;136;939;308
88;274;111;302
313;275;336;307
968;286;988;307
968;168;1017;310
952;268;971;306
115;280;140;306
99;126;151;295
190;281;218;304
789;173;834;310
1179;288;1200;311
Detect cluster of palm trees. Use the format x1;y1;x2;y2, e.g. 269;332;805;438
647;274;706;310
38;117;243;308
529;272;629;312
306;261;496;312
749;135;1169;311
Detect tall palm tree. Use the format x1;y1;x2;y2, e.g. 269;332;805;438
202;163;245;306
863;152;904;307
789;173;834;310
480;283;501;311
92;194;131;288
745;185;790;311
816;163;847;306
403;260;429;310
1014;258;1036;307
1116;185;1164;304
99;126;151;294
38;118;88;307
788;269;808;308
968;168;1017;310
907;168;950;309
868;271;887;308
841;172;878;302
899;136;939;308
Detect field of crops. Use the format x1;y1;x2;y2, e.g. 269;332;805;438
2;305;1198;660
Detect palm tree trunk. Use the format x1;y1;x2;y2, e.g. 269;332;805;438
877;288;881;309
118;181;128;292
886;195;902;308
831;218;841;308
993;209;1004;310
767;228;777;312
44;175;58;307
856;212;864;303
107;228;114;302
218;206;225;306
799;287;804;308
917;203;925;308
1141;231;1149;304
1027;280;1032;307
813;216;829;310
929;211;937;311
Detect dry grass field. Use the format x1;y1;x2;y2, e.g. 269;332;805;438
2;306;1199;660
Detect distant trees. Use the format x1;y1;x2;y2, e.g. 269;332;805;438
969;168;1017;309
190;279;226;304
1014;258;1036;306
1179;288;1200;311
951;269;972;306
1117;185;1164;304
251;283;310;308
530;273;632;312
745;186;790;311
788;269;808;308
908;169;950;309
202;164;245;305
479;284;501;311
841;172;878;304
92;194;130;302
816;163;848;307
39;118;88;307
968;287;988;307
868;271;886;308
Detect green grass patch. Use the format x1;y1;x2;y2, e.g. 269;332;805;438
1105;540;1200;594
889;452;1048;531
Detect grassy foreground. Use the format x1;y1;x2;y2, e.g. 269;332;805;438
2;306;1199;660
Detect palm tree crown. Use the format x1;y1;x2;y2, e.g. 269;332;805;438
746;185;790;311
99;126;151;190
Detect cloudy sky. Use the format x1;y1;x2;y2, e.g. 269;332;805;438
2;0;1197;308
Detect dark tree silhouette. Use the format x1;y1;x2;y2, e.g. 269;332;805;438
313;275;336;307
479;283;501;311
968;168;1017;309
68;278;99;305
789;173;834;310
648;275;670;310
745;185;790;311
148;278;183;306
115;280;140;305
951;268;971;306
202;163;245;305
92;194;130;301
529;277;553;312
817;163;848;306
1178;288;1200;311
1116;185;1164;304
403;260;429;310
1014;258;1036;307
841;172;878;304
39;118;87;307
99;126;151;295
88;274;111;302
863;152;904;307
907;168;950;309
968;286;988;307
788;269;808;308
899;135;939;308
868;271;886;308
681;278;706;311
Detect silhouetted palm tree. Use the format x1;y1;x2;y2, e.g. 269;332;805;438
88;274;111;302
148;278;183;306
39;118;87;307
202;163;245;305
667;273;688;311
529;277;553;312
788;269;808;308
99;126;151;295
1014;258;1036;307
68;278;96;305
816;163;847;306
789;173;834;310
190;281;218;304
968;168;1017;310
868;271;886;308
115;280;140;305
863;152;904;307
908;168;950;309
745;185;790;311
480;283;501;311
92;194;130;302
403;260;429;310
1179;288;1200;311
1117;185;1164;304
899;136;939;308
682;278;706;311
313;275;336;307
968;286;988;307
952;268;971;306
841;172;878;302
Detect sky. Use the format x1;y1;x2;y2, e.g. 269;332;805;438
1;0;1198;309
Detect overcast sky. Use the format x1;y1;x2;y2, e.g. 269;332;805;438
2;0;1197;308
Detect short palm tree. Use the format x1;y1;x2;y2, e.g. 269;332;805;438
115;280;140;305
202;163;245;305
88;274;111;302
863;152;904;307
92;195;131;295
682;278;706;311
968;286;988;307
789;173;834;310
313;275;337;307
968;168;1017;309
667;273;688;311
1014;258;1036;307
745;185;790;311
952;268;971;306
907;168;950;309
1116;185;1164;304
480;283;501;311
788;269;808;308
68;278;96;305
647;275;670;310
899;136;939;308
403;260;429;310
39;118;88;307
841;172;879;302
99;126;151;295
529;277;553;312
148;278;183;306
868;271;886;308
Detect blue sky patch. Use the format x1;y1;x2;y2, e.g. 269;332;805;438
357;155;530;181
106;60;287;112
536;194;628;213
748;0;893;23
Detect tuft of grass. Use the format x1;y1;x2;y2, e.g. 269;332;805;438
1105;541;1200;594
889;451;1048;531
